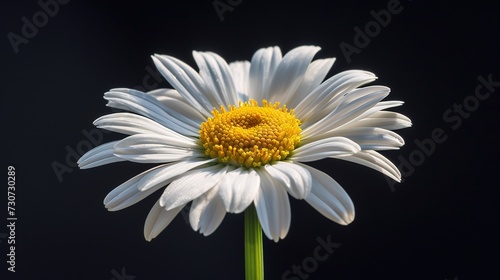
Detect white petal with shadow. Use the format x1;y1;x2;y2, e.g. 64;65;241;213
350;111;412;131
152;54;212;116
146;88;205;127
292;137;361;162
332;150;401;182
137;158;215;191
263;161;312;199
254;168;291;242
247;46;282;101
295;70;377;122
113;134;201;163
302;86;390;139
303;127;404;150
193;51;238;107
160;164;228;210
94;113;197;143
144;200;185;241
218;168;260;214
288;57;336;108
78;141;125;169
267;46;321;105
300;164;355;225
189;183;226;236
104;88;199;137
229;61;251;101
104;164;169;211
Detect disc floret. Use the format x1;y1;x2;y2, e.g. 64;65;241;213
199;99;301;168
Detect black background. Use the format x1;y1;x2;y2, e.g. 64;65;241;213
1;0;499;279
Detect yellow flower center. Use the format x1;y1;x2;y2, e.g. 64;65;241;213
199;99;301;168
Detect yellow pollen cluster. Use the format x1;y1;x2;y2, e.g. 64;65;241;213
199;99;302;168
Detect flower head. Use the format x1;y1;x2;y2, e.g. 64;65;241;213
79;46;411;242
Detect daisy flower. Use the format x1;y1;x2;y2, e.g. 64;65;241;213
79;45;410;246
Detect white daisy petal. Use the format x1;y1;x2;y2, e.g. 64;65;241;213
358;100;404;116
160;164;228;210
325;86;391;129
114;132;198;150
147;88;182;100
104;165;168;211
138;158;215;191
292;137;361;162
193;51;238;107
264;161;312;199
344;100;407;129
339;101;408;132
340;127;404;150
303;127;404;150
113;134;201;163
144;200;185;241
352;111;412;130
152;54;212;116
78;141;125;169
300;164;355;225
254;169;291;242
146;88;206;127
248;46;282;101
189;183;226;236
295;70;377;121
332;150;402;182
288;58;336;108
302;86;390;139
229;61;251;100
104;88;199;137
267;46;321;105
218;168;260;213
94;113;197;142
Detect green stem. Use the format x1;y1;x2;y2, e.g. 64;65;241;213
244;204;264;280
